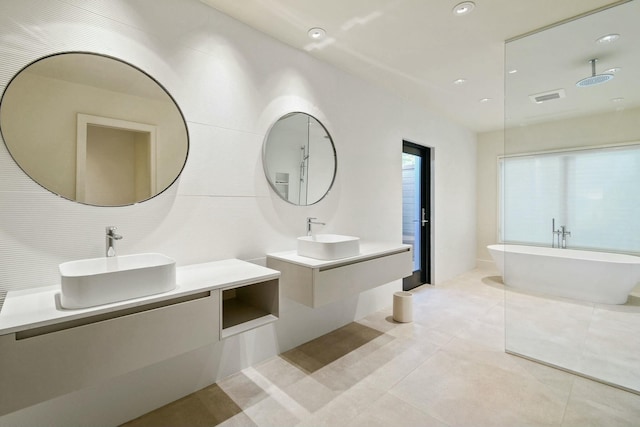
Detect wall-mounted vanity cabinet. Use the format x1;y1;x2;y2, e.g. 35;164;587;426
267;243;411;308
0;259;279;416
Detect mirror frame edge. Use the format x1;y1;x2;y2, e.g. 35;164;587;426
262;111;337;206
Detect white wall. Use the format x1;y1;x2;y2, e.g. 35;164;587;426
476;107;640;265
0;0;477;425
476;129;503;268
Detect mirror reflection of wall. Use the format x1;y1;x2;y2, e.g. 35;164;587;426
78;114;157;205
503;0;640;394
263;112;336;206
0;52;189;206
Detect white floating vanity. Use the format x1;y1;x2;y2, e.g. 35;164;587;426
0;259;279;416
267;243;412;308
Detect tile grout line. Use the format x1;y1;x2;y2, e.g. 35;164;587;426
241;366;312;422
573;300;597;381
558;375;578;426
385;348;454;427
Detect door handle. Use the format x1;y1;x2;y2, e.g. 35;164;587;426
421;208;428;226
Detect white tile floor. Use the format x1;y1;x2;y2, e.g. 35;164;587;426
126;268;640;426
505;277;640;392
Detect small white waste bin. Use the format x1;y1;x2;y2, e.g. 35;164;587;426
393;291;413;323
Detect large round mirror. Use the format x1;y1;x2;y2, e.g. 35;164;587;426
0;52;189;206
263;112;336;205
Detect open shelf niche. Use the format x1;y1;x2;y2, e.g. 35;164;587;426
220;279;279;339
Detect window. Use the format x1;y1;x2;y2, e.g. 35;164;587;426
499;143;640;253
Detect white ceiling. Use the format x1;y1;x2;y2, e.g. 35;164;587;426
505;0;640;129
199;0;629;134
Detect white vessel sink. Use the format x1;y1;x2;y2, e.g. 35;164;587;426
297;234;360;260
60;253;176;309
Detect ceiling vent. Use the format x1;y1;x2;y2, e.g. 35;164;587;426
529;89;566;104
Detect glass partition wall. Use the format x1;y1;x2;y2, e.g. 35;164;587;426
503;0;640;393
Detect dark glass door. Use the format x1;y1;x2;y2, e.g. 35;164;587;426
402;141;431;290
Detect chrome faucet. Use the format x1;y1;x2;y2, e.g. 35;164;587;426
105;226;123;257
552;218;561;248
560;225;571;249
551;218;570;248
306;217;325;236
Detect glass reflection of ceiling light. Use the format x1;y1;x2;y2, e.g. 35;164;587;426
596;33;620;44
611;97;625;103
508;69;518;74
307;27;326;40
452;1;475;16
453;78;467;85
479;97;492;103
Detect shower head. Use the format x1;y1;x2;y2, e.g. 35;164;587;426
576;58;614;88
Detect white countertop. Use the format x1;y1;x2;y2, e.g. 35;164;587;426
0;259;280;336
267;242;411;268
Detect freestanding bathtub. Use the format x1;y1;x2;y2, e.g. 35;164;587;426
487;244;640;304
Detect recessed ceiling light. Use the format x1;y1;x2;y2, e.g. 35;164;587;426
452;1;475;16
508;69;518;74
479;97;492;103
596;33;620;44
604;67;621;74
453;78;467;85
307;27;326;40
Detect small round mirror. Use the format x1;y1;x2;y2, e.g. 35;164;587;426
263;112;337;205
0;52;189;206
